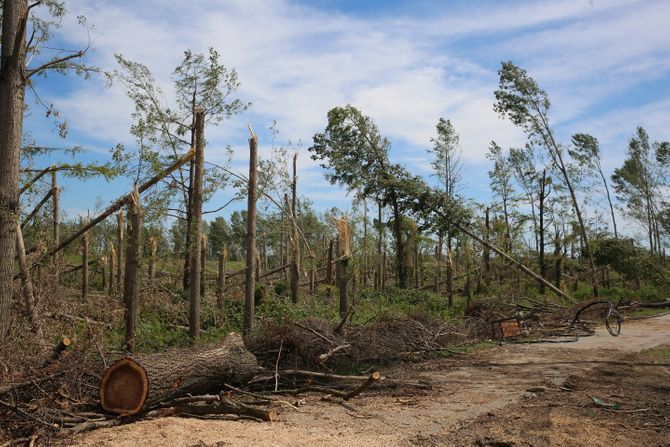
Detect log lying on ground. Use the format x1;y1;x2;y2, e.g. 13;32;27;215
99;332;258;415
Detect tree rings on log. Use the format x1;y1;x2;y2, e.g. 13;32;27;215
99;357;149;415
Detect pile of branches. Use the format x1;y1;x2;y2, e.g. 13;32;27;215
248;313;480;377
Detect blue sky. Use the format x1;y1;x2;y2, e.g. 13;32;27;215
23;0;670;239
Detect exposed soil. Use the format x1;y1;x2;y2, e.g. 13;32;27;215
69;314;670;447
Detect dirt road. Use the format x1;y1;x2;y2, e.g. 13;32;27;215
70;314;670;447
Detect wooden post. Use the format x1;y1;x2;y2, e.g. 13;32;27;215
116;211;124;290
52;171;60;281
200;233;207;299
108;245;116;295
81;231;89;301
217;246;227;312
148;237;157;281
188;109;206;339
244;128;258;336
124;190;142;353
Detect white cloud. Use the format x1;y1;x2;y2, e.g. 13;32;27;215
28;0;669;217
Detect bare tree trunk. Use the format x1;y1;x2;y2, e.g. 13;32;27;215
81;231;89;302
413;239;419;289
188;110;205;339
390;193;406;288
244;130;258;336
217;246;227;312
539;169;547;294
108;245;116;295
326;238;334;285
434;243;440;293
148;237;157;281
309;254;315;294
200;233;207;299
101;256;107;290
15;223;36;328
446;237;454;307
116;211;124;291
363;197;368;287
382;249;387;291
124;191;141;353
376;200;383;291
0;0;27;340
51;171;60;282
289;154;300;304
335;238;348;318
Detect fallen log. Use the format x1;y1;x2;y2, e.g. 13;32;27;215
99;332;258;415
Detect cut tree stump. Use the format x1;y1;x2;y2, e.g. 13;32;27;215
99;332;258;415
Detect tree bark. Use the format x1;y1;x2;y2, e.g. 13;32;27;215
123;191;141;353
188;110;205;339
0;0;28;340
244;131;258;336
99;333;258;415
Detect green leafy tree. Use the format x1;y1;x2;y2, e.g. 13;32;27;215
569;133;618;239
611;127;668;254
494;61;599;296
310;105;411;288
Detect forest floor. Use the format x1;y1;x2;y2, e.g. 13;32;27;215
68;314;670;447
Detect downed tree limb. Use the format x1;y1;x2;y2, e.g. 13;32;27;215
46;148;195;259
99;332;258;415
291;372;381;401
171;392;277;421
316;344;351;366
20;189;53;228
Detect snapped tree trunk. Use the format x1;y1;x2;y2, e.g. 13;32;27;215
15;223;36;328
123;191;141;353
244;130;258;336
0;0;27;340
99;333;258;415
81;231;89;302
289;154;300;304
188;110;205;339
335;238;348;318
